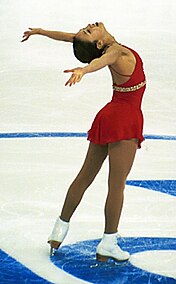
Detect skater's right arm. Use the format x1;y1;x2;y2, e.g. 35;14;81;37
21;28;75;43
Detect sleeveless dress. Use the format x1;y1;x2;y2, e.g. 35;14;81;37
87;46;146;148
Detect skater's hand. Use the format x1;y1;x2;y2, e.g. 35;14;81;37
64;68;85;87
21;28;42;42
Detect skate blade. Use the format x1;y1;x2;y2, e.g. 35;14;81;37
50;247;58;257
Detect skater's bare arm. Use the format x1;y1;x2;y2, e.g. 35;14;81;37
64;47;118;86
21;28;75;43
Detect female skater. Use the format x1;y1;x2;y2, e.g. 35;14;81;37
22;22;146;262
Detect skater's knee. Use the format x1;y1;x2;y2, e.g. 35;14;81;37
108;177;126;193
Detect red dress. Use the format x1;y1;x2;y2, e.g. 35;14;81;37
87;46;146;148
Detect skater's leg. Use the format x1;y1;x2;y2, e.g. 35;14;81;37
48;142;108;252
96;139;138;262
104;139;137;233
60;142;108;221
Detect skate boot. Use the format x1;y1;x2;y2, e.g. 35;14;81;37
96;233;130;262
48;217;69;256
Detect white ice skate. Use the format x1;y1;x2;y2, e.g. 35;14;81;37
48;217;69;256
96;233;130;262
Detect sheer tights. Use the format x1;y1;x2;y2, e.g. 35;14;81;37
60;140;137;233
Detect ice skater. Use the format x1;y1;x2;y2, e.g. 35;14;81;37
22;22;146;262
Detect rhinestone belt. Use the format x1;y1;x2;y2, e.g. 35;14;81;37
113;80;146;92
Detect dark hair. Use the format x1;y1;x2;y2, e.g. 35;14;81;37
73;37;104;63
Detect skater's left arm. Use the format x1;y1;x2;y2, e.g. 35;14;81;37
64;47;118;86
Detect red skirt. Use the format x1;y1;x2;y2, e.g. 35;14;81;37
87;95;144;148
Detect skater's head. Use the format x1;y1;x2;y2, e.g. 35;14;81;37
73;22;107;63
73;38;104;63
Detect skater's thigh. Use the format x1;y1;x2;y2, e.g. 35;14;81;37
78;142;108;177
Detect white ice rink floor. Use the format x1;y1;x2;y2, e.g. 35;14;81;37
0;0;176;283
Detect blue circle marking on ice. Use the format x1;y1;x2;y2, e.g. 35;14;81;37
0;132;176;140
51;237;176;284
0;174;175;283
51;180;176;284
126;180;176;197
0;249;52;284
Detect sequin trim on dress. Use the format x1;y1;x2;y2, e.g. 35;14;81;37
113;80;146;92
